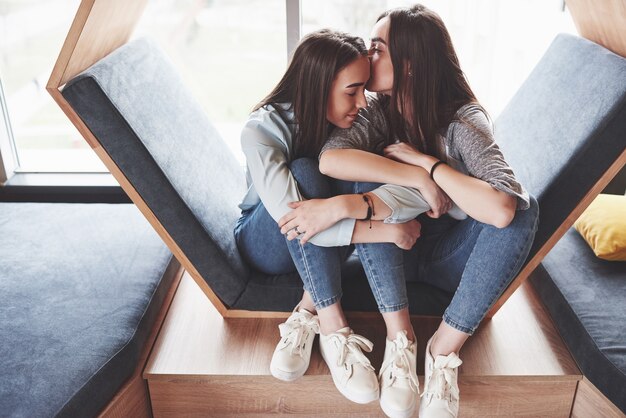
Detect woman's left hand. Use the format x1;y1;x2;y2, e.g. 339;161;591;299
279;199;340;244
383;141;427;167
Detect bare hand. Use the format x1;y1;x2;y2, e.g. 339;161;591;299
393;219;422;250
278;199;340;244
420;180;453;218
383;142;425;167
385;141;452;217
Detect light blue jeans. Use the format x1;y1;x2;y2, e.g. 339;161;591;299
234;158;408;313
404;196;540;335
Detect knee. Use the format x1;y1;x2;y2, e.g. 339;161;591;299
289;157;330;199
289;158;319;177
514;194;539;232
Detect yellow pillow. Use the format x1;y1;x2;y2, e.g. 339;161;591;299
574;194;626;261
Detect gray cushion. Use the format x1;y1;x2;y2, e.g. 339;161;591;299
61;38;452;313
0;203;174;418
238;253;454;314
62;39;250;307
531;228;626;413
61;34;625;315
495;33;626;258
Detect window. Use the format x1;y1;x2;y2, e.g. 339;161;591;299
302;0;576;118
133;0;288;163
0;0;287;177
0;0;576;180
0;0;106;174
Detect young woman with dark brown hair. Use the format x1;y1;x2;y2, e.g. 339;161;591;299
235;29;433;406
284;6;539;418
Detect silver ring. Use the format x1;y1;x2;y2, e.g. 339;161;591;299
294;226;302;235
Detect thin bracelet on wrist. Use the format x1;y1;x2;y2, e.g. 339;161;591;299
361;194;375;229
430;160;446;181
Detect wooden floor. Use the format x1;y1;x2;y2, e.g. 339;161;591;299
144;272;581;417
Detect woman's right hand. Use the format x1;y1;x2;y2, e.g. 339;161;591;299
392;219;422;250
420;179;453;218
383;142;452;217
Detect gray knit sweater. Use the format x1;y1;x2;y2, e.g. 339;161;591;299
321;95;530;220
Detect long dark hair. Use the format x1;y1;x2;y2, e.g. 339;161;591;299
379;4;478;157
255;29;367;158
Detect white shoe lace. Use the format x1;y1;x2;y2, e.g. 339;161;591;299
423;353;462;407
277;311;319;356
332;332;375;372
379;332;420;393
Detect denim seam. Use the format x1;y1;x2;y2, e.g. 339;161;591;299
379;302;409;313
443;313;475;334
444;207;538;333
356;244;387;311
297;240;320;304
478;217;538;317
315;293;343;310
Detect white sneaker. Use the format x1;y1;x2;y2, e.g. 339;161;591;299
269;306;319;381
379;331;420;418
419;337;462;418
319;327;379;404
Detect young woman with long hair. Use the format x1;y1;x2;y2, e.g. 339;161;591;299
284;6;539;417
235;29;440;407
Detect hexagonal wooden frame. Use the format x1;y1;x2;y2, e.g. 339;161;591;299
48;0;626;320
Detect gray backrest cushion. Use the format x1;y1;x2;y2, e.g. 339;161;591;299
62;38;249;306
495;34;626;256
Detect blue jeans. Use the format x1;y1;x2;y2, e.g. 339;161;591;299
234;158;408;313
405;196;540;335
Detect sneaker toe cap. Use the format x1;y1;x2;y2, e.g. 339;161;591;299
382;387;417;411
348;366;379;393
272;351;306;373
418;397;457;418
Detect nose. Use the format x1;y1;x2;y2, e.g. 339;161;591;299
356;90;367;110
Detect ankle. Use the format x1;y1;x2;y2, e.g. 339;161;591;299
296;301;316;315
386;329;416;343
430;332;458;358
429;332;441;357
320;321;349;336
317;304;348;335
297;304;316;315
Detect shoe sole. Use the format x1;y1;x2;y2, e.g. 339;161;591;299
269;331;316;382
269;362;307;382
334;379;379;404
380;396;417;418
320;341;379;404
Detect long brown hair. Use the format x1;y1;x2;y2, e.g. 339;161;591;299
379;4;478;157
255;29;367;158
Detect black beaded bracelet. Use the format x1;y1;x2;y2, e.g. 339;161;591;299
361;194;375;228
430;160;446;181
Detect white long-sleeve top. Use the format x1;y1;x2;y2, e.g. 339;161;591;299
238;102;452;247
238;104;357;247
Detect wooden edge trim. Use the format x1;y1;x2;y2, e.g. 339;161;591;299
47;0;96;90
576;376;626;417
47;87;98;148
566;0;626;59
48;0;148;89
486;148;626;318
97;259;184;417
46;88;229;316
143;373;582;383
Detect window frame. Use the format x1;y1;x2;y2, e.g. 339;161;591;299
0;77;19;185
0;0;300;196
